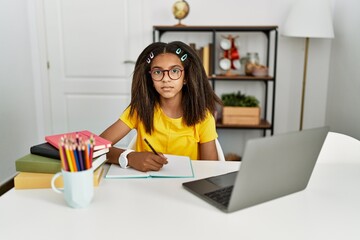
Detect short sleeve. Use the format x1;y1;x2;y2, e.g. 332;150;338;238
198;111;218;143
119;107;138;129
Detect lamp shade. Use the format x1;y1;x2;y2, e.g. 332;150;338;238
283;0;334;38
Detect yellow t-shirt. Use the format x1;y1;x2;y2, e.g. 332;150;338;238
120;106;218;160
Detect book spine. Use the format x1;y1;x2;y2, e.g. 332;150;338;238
14;172;64;189
15;161;61;174
202;44;210;76
14;167;104;189
30;148;60;160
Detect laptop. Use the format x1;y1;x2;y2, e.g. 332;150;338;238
183;127;329;213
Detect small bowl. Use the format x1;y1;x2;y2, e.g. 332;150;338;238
252;66;268;77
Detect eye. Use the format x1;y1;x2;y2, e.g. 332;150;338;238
152;69;162;75
170;68;181;74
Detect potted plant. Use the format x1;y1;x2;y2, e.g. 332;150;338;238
221;91;260;125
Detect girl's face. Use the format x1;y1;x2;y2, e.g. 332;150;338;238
150;53;185;102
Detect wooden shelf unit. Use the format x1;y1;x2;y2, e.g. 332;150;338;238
153;25;278;135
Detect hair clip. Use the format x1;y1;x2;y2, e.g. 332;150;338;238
176;48;187;61
181;54;188;61
146;52;155;64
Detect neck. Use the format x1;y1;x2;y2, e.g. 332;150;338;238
160;96;183;119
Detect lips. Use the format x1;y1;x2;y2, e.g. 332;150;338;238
161;86;173;91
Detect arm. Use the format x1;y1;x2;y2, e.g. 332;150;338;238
197;111;219;161
100;119;168;171
99;119;131;165
199;140;219;160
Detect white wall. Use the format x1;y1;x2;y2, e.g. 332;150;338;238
0;0;40;185
1;0;359;185
326;0;360;140
143;0;335;154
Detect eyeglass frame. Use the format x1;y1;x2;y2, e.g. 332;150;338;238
148;67;184;81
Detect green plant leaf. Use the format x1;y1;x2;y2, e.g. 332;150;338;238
221;91;259;107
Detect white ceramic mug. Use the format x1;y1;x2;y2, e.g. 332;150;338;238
51;168;94;208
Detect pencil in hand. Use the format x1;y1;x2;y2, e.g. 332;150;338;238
144;138;159;156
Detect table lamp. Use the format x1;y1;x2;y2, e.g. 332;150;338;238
282;0;334;130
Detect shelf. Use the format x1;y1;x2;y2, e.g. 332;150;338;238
210;75;274;81
153;25;278;33
153;25;278;136
216;119;271;129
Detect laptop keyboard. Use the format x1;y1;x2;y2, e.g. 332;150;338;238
204;186;234;207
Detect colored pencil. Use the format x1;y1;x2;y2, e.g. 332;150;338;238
55;134;95;172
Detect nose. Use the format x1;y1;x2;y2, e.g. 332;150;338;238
162;70;171;81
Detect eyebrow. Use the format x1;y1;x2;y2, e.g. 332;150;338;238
151;65;183;69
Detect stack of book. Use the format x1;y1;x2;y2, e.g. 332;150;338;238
189;42;214;77
14;130;111;189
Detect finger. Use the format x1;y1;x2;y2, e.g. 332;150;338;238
145;160;164;171
155;153;168;164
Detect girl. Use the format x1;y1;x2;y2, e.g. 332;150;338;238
100;41;222;172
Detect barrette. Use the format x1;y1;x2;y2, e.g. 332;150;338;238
146;52;155;64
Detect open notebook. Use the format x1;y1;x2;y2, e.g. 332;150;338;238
105;154;194;179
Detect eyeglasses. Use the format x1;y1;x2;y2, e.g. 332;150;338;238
149;67;184;81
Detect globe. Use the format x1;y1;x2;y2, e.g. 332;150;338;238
172;0;190;25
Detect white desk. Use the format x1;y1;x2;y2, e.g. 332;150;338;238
1;132;360;240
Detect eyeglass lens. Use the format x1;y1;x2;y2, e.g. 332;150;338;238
150;68;183;81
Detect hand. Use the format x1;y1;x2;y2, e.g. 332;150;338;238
127;152;168;172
